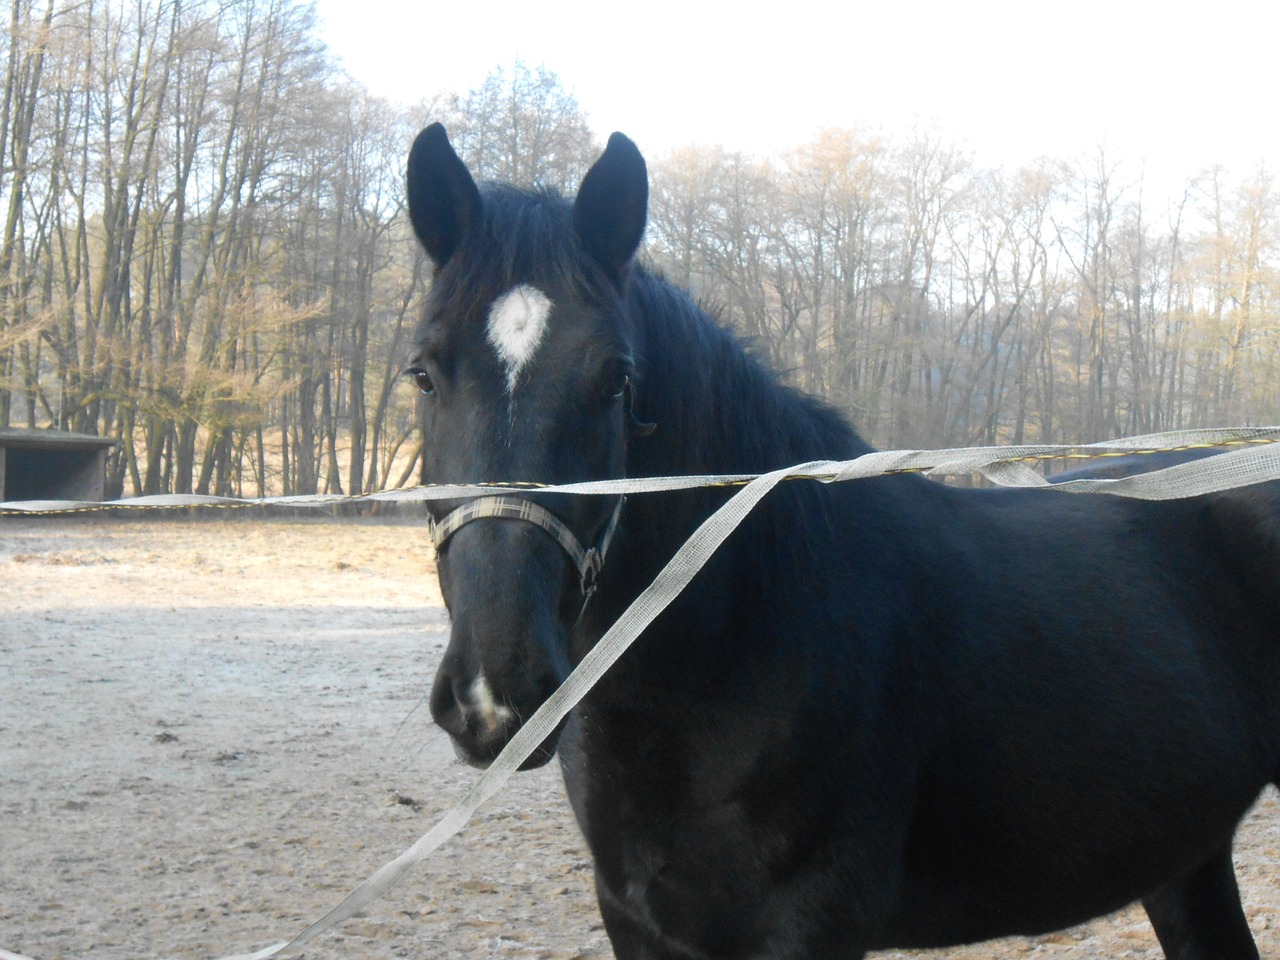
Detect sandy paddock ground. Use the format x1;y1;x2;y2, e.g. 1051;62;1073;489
2;515;1279;960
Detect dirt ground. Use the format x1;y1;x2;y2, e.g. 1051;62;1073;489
2;514;1279;960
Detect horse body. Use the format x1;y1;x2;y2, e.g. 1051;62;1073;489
406;123;1280;959
569;292;1278;954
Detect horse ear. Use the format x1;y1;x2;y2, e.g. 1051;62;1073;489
573;132;648;280
406;123;482;267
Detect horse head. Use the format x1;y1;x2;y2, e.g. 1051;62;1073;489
405;124;650;769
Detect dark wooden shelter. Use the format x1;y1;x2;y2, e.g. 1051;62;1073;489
0;429;118;502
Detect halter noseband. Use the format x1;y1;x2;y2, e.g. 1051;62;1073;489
428;495;624;597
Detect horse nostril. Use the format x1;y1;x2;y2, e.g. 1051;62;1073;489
428;668;468;738
429;663;517;742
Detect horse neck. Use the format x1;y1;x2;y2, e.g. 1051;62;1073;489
590;274;861;606
574;271;871;715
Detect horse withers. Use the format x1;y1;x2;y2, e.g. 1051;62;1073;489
405;121;1280;959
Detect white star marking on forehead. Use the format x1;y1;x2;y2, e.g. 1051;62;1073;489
486;284;552;394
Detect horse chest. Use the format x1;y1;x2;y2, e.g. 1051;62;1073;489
588;796;780;954
559;712;884;957
558;726;789;948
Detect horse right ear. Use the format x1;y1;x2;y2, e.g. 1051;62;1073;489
406;123;482;267
573;132;648;282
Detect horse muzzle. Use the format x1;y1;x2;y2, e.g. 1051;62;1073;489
428;646;566;770
426;494;623;768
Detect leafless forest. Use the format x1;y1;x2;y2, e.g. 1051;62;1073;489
2;0;1277;498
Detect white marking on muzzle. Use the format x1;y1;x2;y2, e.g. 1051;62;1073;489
487;285;552;394
470;672;515;733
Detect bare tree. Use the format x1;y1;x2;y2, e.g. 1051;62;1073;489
430;62;597;193
3;5;1278;500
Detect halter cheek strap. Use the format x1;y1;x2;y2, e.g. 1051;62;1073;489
428;495;624;596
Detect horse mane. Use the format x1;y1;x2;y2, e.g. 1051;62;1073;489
616;267;881;598
625;267;872;479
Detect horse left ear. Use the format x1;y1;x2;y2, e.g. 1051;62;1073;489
574;133;648;281
407;123;482;267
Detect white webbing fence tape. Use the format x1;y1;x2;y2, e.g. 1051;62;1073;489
3;426;1279;960
3;426;1280;515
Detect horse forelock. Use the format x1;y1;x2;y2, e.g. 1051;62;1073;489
475;184;604;293
420;184;620;358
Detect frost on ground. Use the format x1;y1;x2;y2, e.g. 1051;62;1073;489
1;515;1277;960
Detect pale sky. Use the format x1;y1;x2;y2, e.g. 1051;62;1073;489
314;0;1277;195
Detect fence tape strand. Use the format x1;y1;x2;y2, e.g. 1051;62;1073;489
3;427;1279;516
3;426;1280;960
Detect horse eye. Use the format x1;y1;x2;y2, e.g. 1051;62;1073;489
600;361;630;403
406;367;435;396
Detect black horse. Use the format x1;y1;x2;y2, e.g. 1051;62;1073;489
405;123;1280;959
